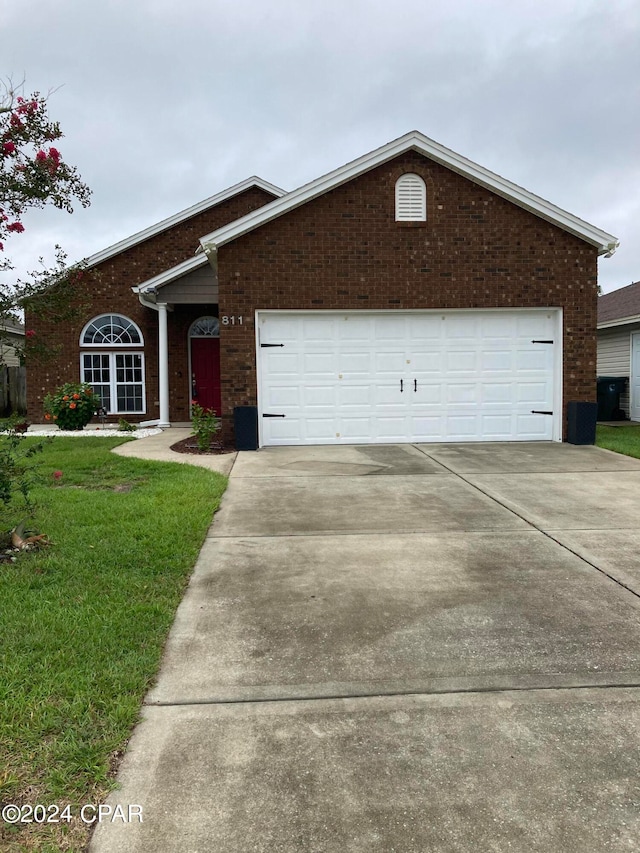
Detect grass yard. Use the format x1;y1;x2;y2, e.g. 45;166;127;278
0;437;227;853
595;424;640;459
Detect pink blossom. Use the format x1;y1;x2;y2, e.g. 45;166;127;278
2;141;16;155
52;470;63;481
25;329;36;338
49;147;60;161
0;242;4;251
35;150;47;162
7;221;24;233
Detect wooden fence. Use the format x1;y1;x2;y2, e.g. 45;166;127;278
0;366;27;416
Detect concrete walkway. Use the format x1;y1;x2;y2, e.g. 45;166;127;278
91;441;640;852
111;427;236;476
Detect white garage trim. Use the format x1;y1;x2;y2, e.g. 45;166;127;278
256;309;563;447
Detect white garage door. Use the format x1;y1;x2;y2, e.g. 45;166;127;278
257;311;559;446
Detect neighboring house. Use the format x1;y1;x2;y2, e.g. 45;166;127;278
597;280;640;421
26;130;618;447
0;318;25;368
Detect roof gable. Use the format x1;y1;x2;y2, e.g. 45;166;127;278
86;176;285;268
598;280;640;327
199;131;618;258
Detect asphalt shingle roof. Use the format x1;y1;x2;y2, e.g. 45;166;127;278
598;281;640;324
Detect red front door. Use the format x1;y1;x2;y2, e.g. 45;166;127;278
191;337;221;415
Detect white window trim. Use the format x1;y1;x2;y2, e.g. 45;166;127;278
395;173;427;222
80;351;146;415
80;314;145;347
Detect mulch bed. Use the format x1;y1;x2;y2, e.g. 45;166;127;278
170;436;234;456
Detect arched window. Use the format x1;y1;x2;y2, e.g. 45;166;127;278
189;316;220;338
80;314;145;414
81;314;144;345
395;173;426;222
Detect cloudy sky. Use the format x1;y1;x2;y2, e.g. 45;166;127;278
2;0;638;293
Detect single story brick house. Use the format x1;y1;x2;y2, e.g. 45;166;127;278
27;131;618;447
597;280;640;420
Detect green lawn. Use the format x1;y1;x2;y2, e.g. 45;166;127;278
595;424;640;459
0;437;227;852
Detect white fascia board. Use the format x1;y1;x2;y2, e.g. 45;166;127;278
598;313;640;330
86;177;285;268
199;131;618;256
133;253;209;294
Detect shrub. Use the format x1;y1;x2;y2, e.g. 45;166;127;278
43;382;97;430
190;403;221;451
0;416;47;519
118;418;137;432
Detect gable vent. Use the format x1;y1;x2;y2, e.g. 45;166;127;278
395;173;426;221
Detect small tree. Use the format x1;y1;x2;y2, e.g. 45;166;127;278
0;78;92;531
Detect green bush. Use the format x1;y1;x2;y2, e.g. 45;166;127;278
190;403;221;451
43;382;97;430
118;418;137;432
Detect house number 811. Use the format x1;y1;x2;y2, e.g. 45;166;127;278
221;316;243;325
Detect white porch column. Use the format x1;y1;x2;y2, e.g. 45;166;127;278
157;302;170;427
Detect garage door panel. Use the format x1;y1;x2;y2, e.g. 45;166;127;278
446;414;480;438
338;384;372;407
374;317;406;340
445;350;479;372
481;383;513;404
409;415;445;439
517;381;552;406
302;316;337;342
516;314;554;336
258;311;558;445
262;316;302;341
413;384;443;404
481;350;513;371
303;385;337;408
411;351;443;373
338;317;373;341
340;417;374;440
374;351;407;373
480;415;516;439
262;352;300;377
265;385;302;408
445;316;481;338
303;353;335;376
337;351;371;375
447;383;479;404
407;315;443;339
516;348;553;372
305;418;338;440
516;413;553;439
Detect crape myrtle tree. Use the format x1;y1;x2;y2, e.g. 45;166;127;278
0;79;92;365
0;80;91;528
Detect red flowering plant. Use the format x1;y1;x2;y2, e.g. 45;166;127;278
0;79;92;368
43;382;97;430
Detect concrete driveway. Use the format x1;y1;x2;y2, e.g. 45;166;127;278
91;442;640;853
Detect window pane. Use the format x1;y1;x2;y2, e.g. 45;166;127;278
116;384;143;412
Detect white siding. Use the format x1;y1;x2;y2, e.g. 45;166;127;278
0;331;24;367
597;324;640;415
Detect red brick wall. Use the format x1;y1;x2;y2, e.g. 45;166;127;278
26;187;275;423
217;152;598;443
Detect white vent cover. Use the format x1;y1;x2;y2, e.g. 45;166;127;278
395;173;426;221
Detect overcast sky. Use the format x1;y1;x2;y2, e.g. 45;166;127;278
2;0;638;293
